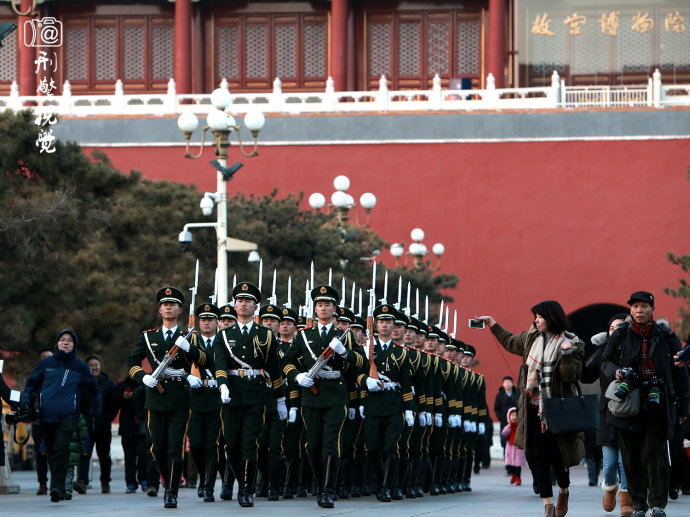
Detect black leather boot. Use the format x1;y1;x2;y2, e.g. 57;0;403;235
439;457;451;494
203;459;217;502
220;461;234;500
393;457;406;500
283;457;297;499
404;458;417;498
321;455;339;509
429;456;441;496
238;459;257;507
412;457;425;497
267;455;282;501
310;454;325;507
449;458;461;492
164;459;182;508
337;456;351;499
375;456;391;502
296;456;309;497
461;450;473;492
191;449;205;498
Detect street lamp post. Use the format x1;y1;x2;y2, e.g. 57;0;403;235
309;174;377;228
177;87;266;305
392;228;444;270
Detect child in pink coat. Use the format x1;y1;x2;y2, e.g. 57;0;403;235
501;407;527;485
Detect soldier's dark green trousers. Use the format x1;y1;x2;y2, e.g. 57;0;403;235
146;408;191;464
364;413;404;456
221;404;266;464
188;409;222;461
301;405;347;459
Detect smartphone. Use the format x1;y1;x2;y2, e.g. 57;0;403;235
468;318;485;329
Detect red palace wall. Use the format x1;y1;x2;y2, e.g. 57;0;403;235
84;138;690;413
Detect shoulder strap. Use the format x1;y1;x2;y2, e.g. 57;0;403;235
301;330;318;361
222;331;252;370
144;332;160;366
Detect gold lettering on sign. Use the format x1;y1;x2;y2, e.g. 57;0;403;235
564;13;587;35
531;13;555;36
631;12;654;33
599;11;620;36
665;11;686;33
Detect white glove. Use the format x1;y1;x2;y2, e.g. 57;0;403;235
207;379;217;388
463;419;472;432
359;405;365;419
348;408;356;420
276;398;287;421
220;384;231;404
366;377;382;392
471;421;477;433
418;412;426;427
187;375;202;389
142;374;158;389
449;415;458;428
289;407;298;423
478;422;486;435
175;336;190;352
424;412;432;426
434;414;443;427
329;337;346;356
295;373;314;388
405;410;414;427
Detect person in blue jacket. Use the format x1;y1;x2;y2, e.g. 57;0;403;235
22;329;101;503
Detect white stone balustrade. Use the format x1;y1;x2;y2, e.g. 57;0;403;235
0;70;686;117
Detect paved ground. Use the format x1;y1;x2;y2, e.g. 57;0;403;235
2;460;690;517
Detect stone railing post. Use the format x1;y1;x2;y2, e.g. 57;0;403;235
653;68;662;108
60;80;72;114
324;76;335;111
431;73;442;110
376;75;389;111
271;77;283;112
8;80;21;111
548;70;560;107
485;73;497;109
165;78;177;113
113;79;125;113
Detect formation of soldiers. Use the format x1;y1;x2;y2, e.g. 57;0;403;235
126;271;488;509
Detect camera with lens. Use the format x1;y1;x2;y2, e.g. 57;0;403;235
642;377;663;406
614;367;641;400
5;402;37;426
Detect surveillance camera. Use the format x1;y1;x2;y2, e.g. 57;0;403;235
178;230;192;252
200;195;214;217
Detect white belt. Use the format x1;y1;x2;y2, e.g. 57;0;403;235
383;381;400;390
229;369;265;379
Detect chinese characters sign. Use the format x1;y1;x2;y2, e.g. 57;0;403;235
531;10;685;37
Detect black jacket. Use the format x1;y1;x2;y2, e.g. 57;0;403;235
493;386;517;446
582;332;617;445
601;321;690;439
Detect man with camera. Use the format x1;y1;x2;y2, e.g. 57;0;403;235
602;291;690;517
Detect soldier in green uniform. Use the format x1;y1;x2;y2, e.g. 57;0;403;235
395;314;428;499
256;303;286;500
348;315;369;497
188;303;224;502
442;339;464;493
358;305;415;502
281;285;366;508
216;304;236;500
335;306;360;499
276;307;301;499
214;282;287;508
126;286;206;509
458;344;486;492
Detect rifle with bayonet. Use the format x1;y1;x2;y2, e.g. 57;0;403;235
367;261;381;385
151;259;199;393
304;332;351;395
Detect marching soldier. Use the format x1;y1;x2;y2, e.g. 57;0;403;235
256;303;286;500
458;344;486;492
358;305;415;502
276;307;301;499
214;282;287;508
281;285;366;508
188;303;224;502
217;304;238;499
396;314;428;499
349;315;370;497
335;306;360;499
126;286;206;509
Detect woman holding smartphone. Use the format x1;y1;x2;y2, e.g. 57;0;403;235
476;301;585;517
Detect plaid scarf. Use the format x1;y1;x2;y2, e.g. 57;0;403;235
632;321;655;381
525;332;567;425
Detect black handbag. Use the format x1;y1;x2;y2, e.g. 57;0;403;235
543;380;599;434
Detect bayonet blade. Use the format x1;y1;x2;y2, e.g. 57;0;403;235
424;296;429;324
271;268;277;305
341;276;346;306
350;281;356;312
438;300;444;327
